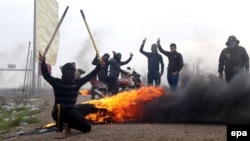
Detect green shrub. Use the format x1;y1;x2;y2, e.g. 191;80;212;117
0;106;42;130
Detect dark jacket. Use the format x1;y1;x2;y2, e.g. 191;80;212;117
140;44;164;74
158;44;183;74
218;46;249;73
92;56;109;82
41;60;100;109
109;55;132;79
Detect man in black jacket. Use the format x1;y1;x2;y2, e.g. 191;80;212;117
218;35;249;83
140;38;164;86
157;38;183;92
92;53;110;82
39;52;103;139
108;51;133;94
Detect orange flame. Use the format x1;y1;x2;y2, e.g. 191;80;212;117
83;86;166;123
79;89;90;95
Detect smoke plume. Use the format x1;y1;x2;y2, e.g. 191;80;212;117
142;72;250;125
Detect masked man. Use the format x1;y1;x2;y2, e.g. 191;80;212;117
39;52;103;139
108;51;133;94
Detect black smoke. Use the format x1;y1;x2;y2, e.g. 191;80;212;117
141;72;250;125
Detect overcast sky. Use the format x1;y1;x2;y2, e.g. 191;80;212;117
1;0;250;88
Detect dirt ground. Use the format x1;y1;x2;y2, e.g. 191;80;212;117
0;90;227;141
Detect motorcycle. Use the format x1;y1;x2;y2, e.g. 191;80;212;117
89;67;143;99
118;67;143;91
89;75;108;99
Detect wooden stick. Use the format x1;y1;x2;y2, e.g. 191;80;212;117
80;10;101;61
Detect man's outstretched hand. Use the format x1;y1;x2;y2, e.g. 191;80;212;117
99;58;106;68
157;38;160;45
130;53;133;57
142;38;147;45
39;52;45;63
219;73;223;79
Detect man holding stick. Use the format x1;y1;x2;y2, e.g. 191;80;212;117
39;52;104;139
38;6;107;139
92;53;110;82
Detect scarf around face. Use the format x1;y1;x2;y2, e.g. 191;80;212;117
61;63;76;82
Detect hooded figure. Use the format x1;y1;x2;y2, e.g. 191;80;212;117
108;52;133;94
103;53;110;60
218;35;249;83
114;53;122;62
92;53;110;82
225;35;240;48
61;63;76;83
40;54;102;137
109;52;132;79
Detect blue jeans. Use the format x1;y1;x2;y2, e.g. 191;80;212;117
148;71;161;86
167;73;179;91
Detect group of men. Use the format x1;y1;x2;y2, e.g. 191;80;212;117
39;35;249;139
75;35;250;95
140;38;184;92
88;37;184;95
140;35;249;91
91;51;133;95
140;35;250;90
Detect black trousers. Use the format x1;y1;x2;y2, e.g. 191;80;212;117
225;69;246;83
52;104;91;133
106;75;119;94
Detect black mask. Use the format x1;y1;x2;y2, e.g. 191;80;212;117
114;53;121;62
61;63;76;82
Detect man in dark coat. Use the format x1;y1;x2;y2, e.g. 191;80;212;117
140;38;164;86
157;38;183;92
39;52;103;139
92;53;110;82
108;51;133;94
218;35;249;83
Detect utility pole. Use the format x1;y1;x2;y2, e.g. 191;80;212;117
32;0;37;95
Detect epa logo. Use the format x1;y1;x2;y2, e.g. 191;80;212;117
231;131;247;138
227;125;250;140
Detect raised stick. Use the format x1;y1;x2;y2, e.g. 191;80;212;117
80;10;101;61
